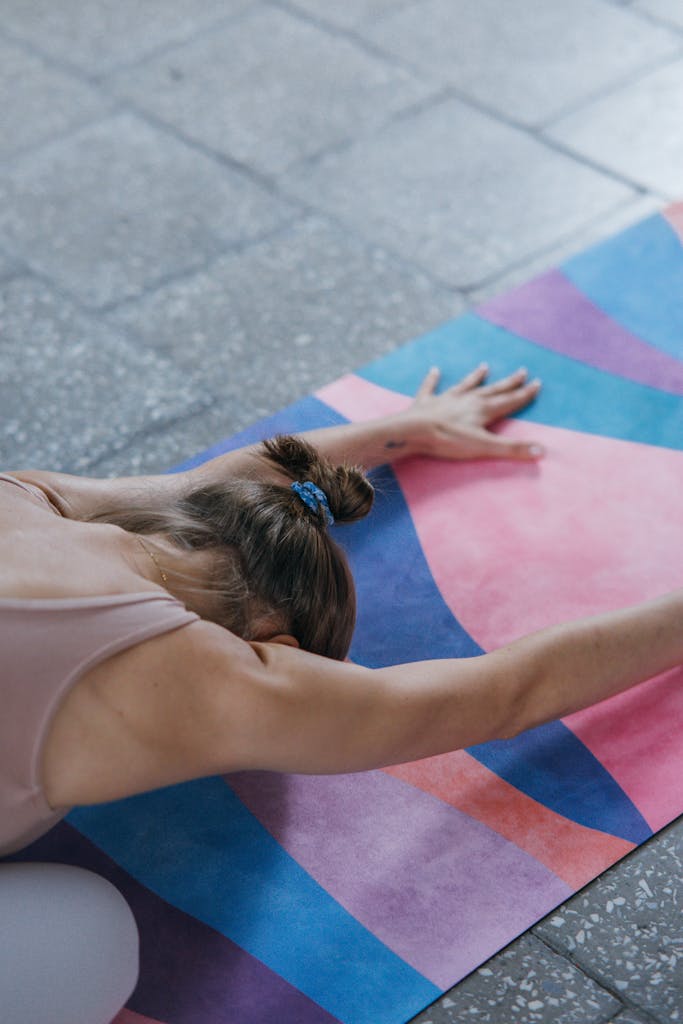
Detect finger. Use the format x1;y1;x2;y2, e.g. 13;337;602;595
479;366;529;396
449;362;489;394
415;366;441;399
472;430;545;461
484;379;542;419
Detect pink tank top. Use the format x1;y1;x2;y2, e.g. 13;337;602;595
0;474;199;855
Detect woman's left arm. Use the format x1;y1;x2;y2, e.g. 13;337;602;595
11;365;542;519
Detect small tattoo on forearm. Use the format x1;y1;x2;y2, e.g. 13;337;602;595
385;440;407;450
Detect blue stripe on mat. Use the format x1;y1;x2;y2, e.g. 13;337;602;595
357;313;683;451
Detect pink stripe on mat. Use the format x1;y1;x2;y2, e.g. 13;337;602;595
317;374;411;420
664;201;683;242
384;752;635;889
477;269;683;394
227;769;571;990
391;421;683;833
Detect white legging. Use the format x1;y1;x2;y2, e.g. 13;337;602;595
0;862;139;1024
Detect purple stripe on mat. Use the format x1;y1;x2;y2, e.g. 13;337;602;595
8;822;341;1024
227;770;571;989
478;269;683;394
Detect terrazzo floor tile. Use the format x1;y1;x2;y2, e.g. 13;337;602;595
0;277;208;472
407;933;620;1024
282;97;634;288
608;1014;659;1024
103;5;435;177
106;214;464;410
535;818;683;1024
0;37;115;161
0;0;251;75
364;0;680;126
0;113;295;309
633;0;683;30
546;59;683;198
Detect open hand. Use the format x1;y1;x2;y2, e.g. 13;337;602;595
406;363;544;461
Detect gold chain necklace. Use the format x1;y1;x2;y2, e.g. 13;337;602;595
136;536;169;584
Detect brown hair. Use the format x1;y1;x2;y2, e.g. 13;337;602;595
89;436;374;659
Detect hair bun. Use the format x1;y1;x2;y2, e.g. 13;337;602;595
261;435;374;526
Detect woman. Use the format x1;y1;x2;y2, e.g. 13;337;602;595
2;366;682;1023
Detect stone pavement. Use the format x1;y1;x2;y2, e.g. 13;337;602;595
1;1;681;1021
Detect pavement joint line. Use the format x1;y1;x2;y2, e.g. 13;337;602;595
81;394;219;476
0;104;128;174
537;47;683;131
532;926;665;1024
112;98;294;201
266;0;683;205
0;6;254;87
280;85;451;177
88;5;256;83
260;2;681;204
533;125;671;201
0;265;118;322
96;211;309;316
460;192;662;299
531;930;633;1021
424;83;658;199
620;2;683;35
275;173;641;298
0;23;104;86
264;0;447;85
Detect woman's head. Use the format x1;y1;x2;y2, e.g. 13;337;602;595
93;436;374;660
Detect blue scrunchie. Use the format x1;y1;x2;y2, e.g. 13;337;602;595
291;480;335;527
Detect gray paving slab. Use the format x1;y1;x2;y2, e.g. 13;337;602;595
103;5;436;177
0;36;115;162
535;816;683;1024
0;276;208;472
105;213;464;411
0;248;24;282
546;58;683;199
0;113;295;309
282;97;635;289
283;0;417;30
407;933;621;1024
469;194;663;304
634;0;683;30
363;0;681;126
85;403;250;478
0;0;252;75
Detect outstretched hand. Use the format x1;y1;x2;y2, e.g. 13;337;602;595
405;363;544;461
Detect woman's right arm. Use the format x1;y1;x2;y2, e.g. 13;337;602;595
10;365;543;520
44;589;683;809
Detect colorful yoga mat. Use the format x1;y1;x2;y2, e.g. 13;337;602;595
10;203;683;1024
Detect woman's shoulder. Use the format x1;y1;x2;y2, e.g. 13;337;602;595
41;616;265;810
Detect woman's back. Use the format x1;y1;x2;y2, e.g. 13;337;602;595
0;473;200;855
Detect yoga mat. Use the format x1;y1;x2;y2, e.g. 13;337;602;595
8;202;683;1024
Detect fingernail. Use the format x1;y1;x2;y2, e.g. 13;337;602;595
531;377;542;387
528;444;544;458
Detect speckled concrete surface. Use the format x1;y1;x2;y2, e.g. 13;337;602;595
1;2;681;1021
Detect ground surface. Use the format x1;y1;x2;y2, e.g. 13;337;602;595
1;2;682;1022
